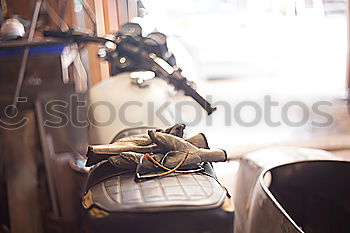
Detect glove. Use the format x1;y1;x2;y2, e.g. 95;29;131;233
148;130;227;163
185;133;209;149
90;124;187;155
85;134;160;167
108;151;144;169
86;132;207;168
90;134;158;155
161;123;186;137
105;133;210;168
86;124;187;167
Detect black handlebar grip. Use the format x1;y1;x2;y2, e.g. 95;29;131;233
43;30;71;38
43;30;111;44
183;85;217;115
146;56;217;115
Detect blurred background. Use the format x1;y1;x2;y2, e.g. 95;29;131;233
1;0;350;232
131;0;349;156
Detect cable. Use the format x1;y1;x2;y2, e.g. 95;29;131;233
145;151;189;176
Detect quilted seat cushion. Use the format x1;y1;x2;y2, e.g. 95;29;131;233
89;172;226;212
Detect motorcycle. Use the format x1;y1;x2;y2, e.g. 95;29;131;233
38;22;233;233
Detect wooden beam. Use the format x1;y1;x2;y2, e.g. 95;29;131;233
6;0;35;20
127;0;138;22
116;0;129;27
83;0;111;84
94;0;110;81
63;0;76;28
102;0;111;34
108;0;119;33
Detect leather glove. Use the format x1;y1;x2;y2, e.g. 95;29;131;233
108;151;144;169
148;130;227;163
185;133;209;149
90;124;187;155
91;134;157;155
106;133;209;169
160;123;186;137
86;134;159;167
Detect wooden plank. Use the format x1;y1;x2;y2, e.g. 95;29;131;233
3;111;43;233
94;0;110;81
6;0;35;20
127;0;138;22
62;0;76;28
102;0;111;34
83;0;111;84
116;0;129;26
94;0;106;36
84;0;102;85
108;0;119;33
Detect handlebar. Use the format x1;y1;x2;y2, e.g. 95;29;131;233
43;29;217;115
43;29;113;44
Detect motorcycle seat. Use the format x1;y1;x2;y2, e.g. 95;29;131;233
82;162;234;233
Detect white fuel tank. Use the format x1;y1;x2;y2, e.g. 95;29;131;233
88;72;175;144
